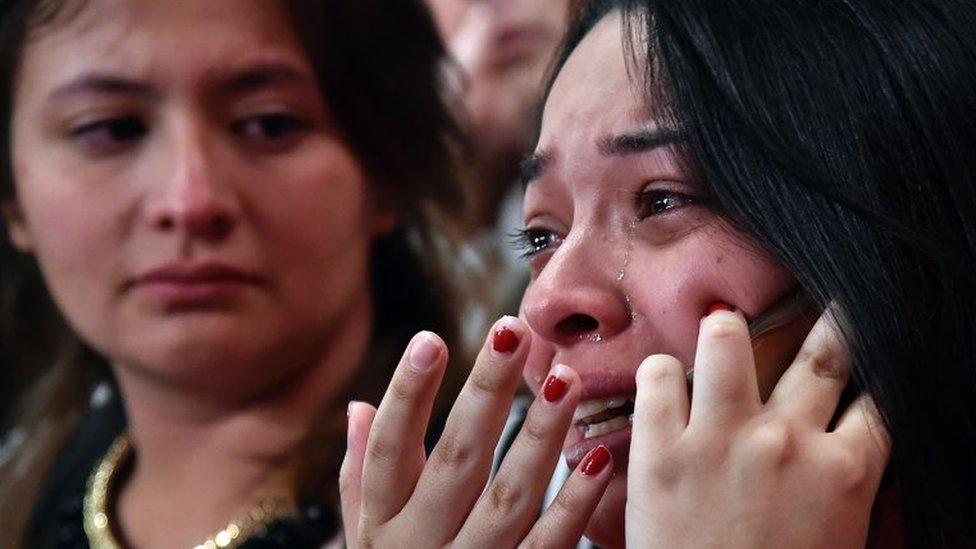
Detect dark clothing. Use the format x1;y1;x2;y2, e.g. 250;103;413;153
26;385;337;549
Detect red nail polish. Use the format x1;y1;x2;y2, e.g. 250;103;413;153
542;373;568;402
492;327;520;354
706;302;735;316
581;445;611;476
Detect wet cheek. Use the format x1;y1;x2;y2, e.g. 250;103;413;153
624;258;708;365
624;246;795;364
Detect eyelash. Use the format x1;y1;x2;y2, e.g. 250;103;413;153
230;112;310;143
67;112;310;156
69;116;147;154
510;228;562;259
633;188;696;220
513;188;700;259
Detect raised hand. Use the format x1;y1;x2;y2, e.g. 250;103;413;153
340;317;614;548
627;307;891;548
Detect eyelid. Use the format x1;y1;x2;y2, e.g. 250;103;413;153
638;179;694;193
232;98;323;125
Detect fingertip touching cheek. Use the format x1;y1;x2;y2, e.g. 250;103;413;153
515;11;797;547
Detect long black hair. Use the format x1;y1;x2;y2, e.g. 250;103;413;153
555;1;975;546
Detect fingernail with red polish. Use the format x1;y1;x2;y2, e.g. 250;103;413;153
492;324;520;355
409;332;440;372
543;366;569;402
705;301;735;316
581;445;611;476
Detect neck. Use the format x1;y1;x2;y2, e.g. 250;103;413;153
111;297;372;548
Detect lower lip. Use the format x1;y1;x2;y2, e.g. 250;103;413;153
134;280;253;305
564;425;632;474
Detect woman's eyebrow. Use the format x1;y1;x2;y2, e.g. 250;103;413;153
522;127;685;187
599;127;685;155
216;62;315;95
47;74;157;105
520;151;550;187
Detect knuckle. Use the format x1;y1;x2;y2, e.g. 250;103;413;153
703;318;745;344
829;447;873;493
365;436;399;463
520;412;551;447
486;478;527;515
467;367;504;399
431;432;476;472
647;453;683;488
795;346;849;382
389;376;417;404
749;422;796;466
638;355;684;387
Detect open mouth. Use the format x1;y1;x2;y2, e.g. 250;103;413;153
573;396;635;439
565;394;635;471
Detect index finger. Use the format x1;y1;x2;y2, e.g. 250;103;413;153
689;305;762;427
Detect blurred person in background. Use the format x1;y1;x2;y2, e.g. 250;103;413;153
0;0;469;547
427;0;572;333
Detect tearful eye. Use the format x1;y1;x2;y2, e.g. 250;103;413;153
636;189;694;219
70;117;146;155
511;227;562;258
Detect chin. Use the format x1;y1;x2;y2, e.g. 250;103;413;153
584;473;628;548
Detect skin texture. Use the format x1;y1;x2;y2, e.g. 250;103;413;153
517;12;796;546
7;1;389;545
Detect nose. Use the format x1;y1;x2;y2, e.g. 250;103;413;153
521;235;631;346
145;124;239;241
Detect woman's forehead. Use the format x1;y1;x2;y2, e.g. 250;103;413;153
21;0;302;73
15;0;312;106
538;11;649;159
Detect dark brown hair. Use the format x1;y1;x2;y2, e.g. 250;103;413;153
0;0;470;543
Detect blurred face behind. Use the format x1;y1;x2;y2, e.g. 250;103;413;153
518;12;796;547
428;0;570;163
8;0;386;397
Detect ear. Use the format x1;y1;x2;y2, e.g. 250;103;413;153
2;201;34;252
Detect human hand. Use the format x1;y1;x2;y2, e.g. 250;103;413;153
340;317;614;548
627;306;891;548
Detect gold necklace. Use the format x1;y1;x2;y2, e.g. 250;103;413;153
83;433;296;549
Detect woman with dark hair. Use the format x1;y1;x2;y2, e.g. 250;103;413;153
0;0;472;547
342;0;975;547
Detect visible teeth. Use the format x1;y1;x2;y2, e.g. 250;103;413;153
573;396;631;422
584;416;630;438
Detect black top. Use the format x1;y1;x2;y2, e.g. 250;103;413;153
26;384;338;549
